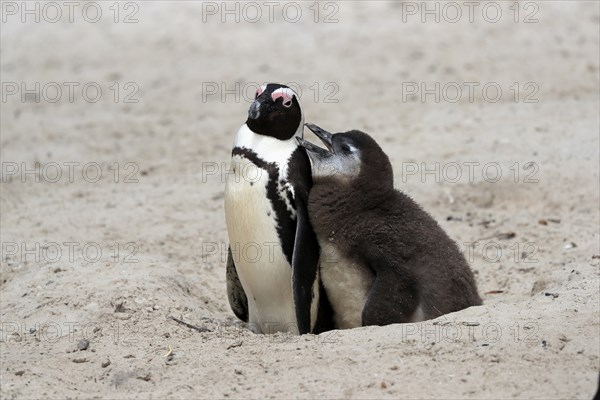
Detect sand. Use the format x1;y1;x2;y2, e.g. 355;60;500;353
1;1;599;398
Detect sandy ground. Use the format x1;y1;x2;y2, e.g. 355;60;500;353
1;1;599;399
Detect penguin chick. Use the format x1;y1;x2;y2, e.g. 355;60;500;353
297;123;482;328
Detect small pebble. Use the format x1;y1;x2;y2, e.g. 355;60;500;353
77;339;89;351
497;232;516;240
101;359;111;368
226;341;243;350
137;373;151;381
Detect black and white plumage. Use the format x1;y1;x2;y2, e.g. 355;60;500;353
224;83;332;334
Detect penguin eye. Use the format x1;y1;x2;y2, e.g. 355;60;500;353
341;144;351;153
282;99;292;108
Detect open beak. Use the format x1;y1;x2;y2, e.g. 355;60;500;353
296;136;329;156
305;123;334;153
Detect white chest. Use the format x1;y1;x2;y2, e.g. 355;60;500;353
223;124;301;334
319;241;375;329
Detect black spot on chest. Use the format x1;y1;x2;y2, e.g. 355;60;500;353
232;146;296;264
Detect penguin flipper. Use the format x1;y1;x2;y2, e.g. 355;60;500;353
361;259;419;326
291;196;321;334
226;246;248;322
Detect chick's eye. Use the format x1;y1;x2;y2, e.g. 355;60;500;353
341;144;351;153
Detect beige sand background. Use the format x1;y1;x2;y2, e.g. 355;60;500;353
1;1;599;398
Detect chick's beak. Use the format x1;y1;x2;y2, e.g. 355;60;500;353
305;123;334;153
